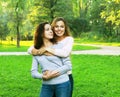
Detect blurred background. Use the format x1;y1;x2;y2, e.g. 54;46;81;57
0;0;120;48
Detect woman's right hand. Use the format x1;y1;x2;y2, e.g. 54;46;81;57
42;70;60;80
31;48;39;55
31;47;46;55
38;47;46;55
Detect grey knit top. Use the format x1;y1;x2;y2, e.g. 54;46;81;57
31;43;72;85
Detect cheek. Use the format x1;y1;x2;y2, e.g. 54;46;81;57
54;28;57;31
61;28;65;32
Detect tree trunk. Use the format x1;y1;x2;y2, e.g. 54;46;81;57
17;22;20;47
15;2;20;48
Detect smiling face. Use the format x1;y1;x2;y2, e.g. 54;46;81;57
43;24;53;40
54;20;65;37
51;17;71;41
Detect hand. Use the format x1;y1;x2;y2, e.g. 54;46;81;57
38;47;46;55
42;70;60;80
44;51;53;56
31;48;39;55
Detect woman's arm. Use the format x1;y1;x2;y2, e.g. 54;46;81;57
31;56;60;80
43;58;72;79
27;46;46;55
31;57;43;79
55;57;72;75
46;37;74;57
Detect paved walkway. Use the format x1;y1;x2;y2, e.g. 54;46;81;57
0;44;120;56
72;44;120;55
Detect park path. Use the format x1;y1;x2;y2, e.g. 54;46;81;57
72;44;120;55
0;44;120;56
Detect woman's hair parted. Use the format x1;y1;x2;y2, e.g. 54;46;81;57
34;22;49;49
34;22;56;49
51;17;71;37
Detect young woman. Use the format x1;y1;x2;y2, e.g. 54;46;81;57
48;17;74;97
28;17;74;97
31;22;71;97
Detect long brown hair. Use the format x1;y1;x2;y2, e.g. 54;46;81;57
51;17;71;37
34;22;55;49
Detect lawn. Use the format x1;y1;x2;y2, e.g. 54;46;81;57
1;40;120;52
0;40;100;52
0;55;120;97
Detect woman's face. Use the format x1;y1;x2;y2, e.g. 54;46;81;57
43;24;53;39
54;20;65;37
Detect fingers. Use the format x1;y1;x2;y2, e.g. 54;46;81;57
43;70;49;75
42;70;60;80
38;47;46;55
44;51;53;56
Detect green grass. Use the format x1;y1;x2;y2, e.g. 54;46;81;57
0;41;99;52
74;38;120;46
0;55;120;97
73;44;99;51
0;40;120;52
0;45;29;52
72;55;120;97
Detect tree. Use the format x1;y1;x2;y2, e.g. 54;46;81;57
7;0;34;47
100;0;120;40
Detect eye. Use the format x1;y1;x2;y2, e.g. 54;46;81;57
60;26;64;28
55;26;58;28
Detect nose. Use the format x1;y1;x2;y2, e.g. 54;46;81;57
58;26;61;30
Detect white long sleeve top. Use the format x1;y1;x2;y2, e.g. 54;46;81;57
53;36;74;57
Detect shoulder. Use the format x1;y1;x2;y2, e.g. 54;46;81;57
65;36;73;40
57;36;74;45
64;36;74;42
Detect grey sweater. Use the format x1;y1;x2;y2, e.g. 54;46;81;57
31;43;72;85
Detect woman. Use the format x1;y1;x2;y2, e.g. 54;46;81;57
31;22;71;97
48;17;74;97
28;17;74;97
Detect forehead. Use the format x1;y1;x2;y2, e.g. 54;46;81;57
44;24;51;28
55;21;65;25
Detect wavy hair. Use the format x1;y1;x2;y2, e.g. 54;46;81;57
51;17;71;38
34;22;56;49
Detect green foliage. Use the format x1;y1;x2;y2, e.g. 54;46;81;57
71;18;90;37
0;0;120;43
100;0;120;40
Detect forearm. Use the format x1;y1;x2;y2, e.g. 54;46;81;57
55;64;72;75
46;47;71;57
31;57;43;79
55;57;72;75
31;70;43;79
46;37;74;57
27;46;34;54
28;46;46;55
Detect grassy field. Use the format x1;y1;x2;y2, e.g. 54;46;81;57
0;40;120;52
0;41;99;52
0;55;120;97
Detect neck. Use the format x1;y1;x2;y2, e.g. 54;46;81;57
56;36;65;41
43;38;53;47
